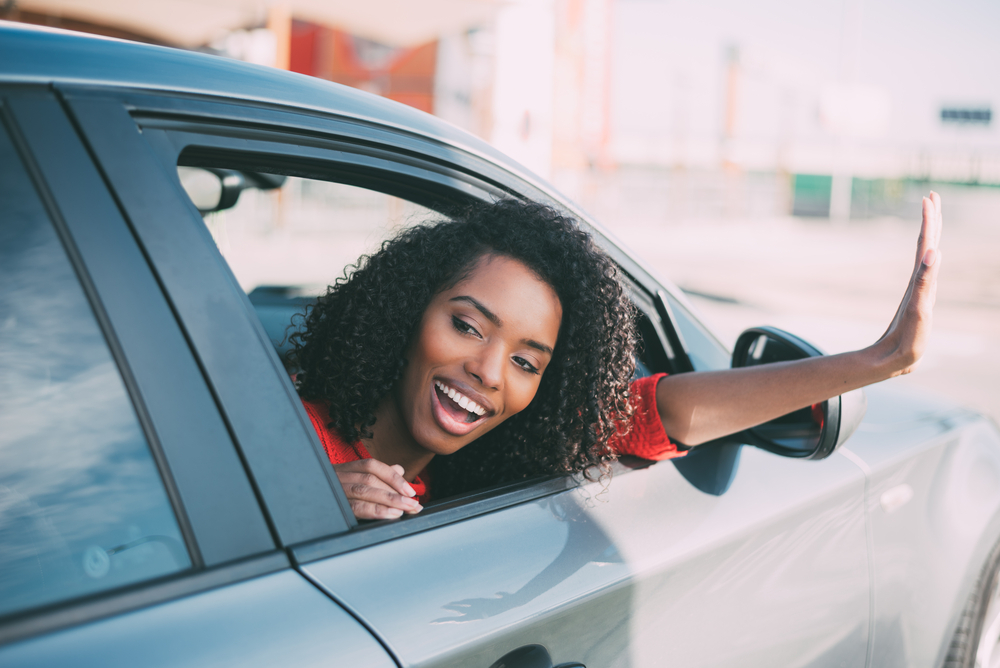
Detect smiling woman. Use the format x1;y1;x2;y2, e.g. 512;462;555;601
291;200;681;518
291;193;942;520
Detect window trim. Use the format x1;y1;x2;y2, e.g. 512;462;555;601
292;476;579;564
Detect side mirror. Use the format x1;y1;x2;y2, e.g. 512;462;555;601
731;326;867;460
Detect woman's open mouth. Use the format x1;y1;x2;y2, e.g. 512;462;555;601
431;380;490;436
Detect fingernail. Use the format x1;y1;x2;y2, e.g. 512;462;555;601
403;483;416;497
922;248;938;266
406;503;424;514
386;508;403;518
403;497;420;509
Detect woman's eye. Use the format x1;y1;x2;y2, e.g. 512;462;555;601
513;356;540;375
452;316;481;338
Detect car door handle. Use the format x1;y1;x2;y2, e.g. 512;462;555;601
489;644;585;668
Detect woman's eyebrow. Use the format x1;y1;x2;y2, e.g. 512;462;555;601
450;296;502;327
525;339;554;355
451;295;554;355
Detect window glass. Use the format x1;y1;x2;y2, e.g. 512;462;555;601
663;291;731;371
0;123;190;618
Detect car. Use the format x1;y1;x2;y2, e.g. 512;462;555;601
2;21;1000;668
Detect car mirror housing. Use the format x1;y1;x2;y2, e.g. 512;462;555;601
731;326;867;460
177;166;286;213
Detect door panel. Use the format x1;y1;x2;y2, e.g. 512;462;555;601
844;384;1000;666
0;571;396;668
301;449;869;668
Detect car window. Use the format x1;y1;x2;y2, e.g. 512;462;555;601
0;123;191;619
170;156;680;522
185;169;433;294
178;168;436;364
661;291;731;371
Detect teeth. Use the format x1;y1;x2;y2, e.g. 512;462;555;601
435;381;486;416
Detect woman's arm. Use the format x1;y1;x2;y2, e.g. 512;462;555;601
657;192;942;447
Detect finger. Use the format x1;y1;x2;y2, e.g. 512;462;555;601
913;247;942;313
350;499;404;521
353;459;418;498
930;190;943;245
915;196;934;269
335;458;418;498
339;472;423;513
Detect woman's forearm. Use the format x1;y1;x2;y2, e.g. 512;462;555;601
655;346;890;446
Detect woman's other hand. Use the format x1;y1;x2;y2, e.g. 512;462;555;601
872;191;943;376
333;459;423;520
656;192;943;447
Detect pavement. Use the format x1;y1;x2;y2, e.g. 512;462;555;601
604;212;1000;426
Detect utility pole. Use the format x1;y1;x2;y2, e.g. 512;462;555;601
829;0;864;222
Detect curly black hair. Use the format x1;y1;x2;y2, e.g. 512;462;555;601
289;199;637;499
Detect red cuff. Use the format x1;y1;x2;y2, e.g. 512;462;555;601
612;372;685;460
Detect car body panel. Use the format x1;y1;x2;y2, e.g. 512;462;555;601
841;384;1000;666
0;570;396;668
302;447;868;668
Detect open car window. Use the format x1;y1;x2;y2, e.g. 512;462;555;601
174;162;677;469
190;171;434;295
177;168;435;369
175;165;688;381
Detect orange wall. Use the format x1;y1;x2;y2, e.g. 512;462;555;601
290;21;436;114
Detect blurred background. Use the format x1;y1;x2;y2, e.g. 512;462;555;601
5;0;998;422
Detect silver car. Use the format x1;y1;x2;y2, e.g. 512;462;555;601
1;21;999;668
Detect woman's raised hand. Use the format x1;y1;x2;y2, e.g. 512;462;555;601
655;192;944;447
872;191;943;376
333;459;423;520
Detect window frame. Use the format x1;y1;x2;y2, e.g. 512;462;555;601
0;87;286;644
57;84;712;562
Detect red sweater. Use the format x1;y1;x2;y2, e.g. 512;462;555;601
302;372;682;503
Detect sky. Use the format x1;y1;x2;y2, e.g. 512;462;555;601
611;0;1000;169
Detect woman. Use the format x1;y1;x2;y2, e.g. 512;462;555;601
291;193;943;520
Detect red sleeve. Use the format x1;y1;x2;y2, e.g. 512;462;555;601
302;399;371;465
609;372;685;461
303;399;432;502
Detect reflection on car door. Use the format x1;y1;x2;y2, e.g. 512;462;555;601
299;446;868;668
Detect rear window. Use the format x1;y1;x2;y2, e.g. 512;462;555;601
0;121;191;618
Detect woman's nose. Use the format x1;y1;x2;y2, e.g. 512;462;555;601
466;343;505;390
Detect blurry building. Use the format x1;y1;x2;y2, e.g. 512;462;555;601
7;0;998;223
288;22;437;114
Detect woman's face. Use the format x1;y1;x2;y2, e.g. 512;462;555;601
392;254;562;455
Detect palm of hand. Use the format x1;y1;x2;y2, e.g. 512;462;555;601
878;192;943;376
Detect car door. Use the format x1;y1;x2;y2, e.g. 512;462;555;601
65;84;871;668
0;88;394;667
